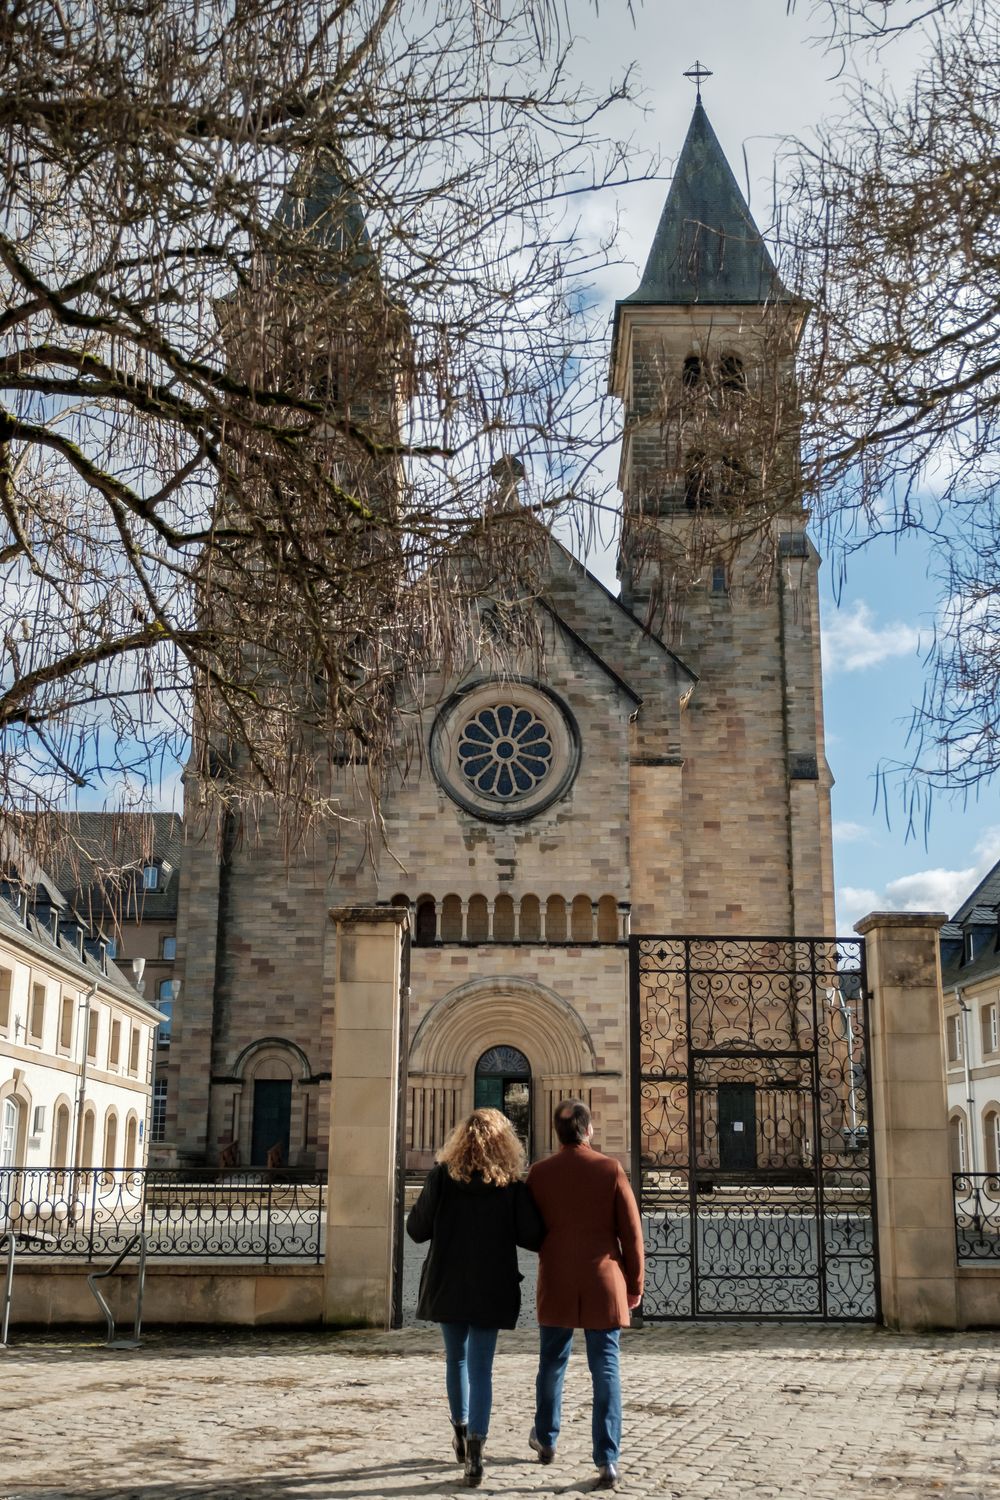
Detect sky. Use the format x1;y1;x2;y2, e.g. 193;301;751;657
560;0;999;931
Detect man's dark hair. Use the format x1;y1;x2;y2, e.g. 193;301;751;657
553;1099;591;1146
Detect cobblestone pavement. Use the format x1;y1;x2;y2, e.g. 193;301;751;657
2;1323;998;1500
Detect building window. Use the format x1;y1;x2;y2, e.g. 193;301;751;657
58;993;75;1054
151;1077;167;1142
54;1101;71;1168
129;1027;141;1076
457;704;554;801
161;935;177;961
108;1017;121;1070
86;1008;99;1061
0;967;11;1033
1;1097;20;1168
985;1110;1000;1174
682;353;704;389
711;561;728;595
718;352;746;394
950;1114;967;1173
142;864;160;891
981;1002;999;1056
946;1012;963;1065
29;981;46;1044
104;936;117;960
157;980;173;1044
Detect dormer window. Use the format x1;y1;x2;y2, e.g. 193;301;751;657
964;928;975;964
142;863;160;891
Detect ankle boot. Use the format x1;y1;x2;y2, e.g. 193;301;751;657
464;1435;485;1487
451;1421;467;1463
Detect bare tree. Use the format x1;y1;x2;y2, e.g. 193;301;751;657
784;0;1000;804
0;0;642;867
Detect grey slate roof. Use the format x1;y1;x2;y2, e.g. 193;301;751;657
951;858;1000;926
276;151;373;272
40;813;183;926
621;101;792;307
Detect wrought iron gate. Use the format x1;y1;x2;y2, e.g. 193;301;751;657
630;936;879;1322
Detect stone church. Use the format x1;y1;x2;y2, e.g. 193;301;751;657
169;101;835;1174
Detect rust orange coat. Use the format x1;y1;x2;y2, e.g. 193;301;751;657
527;1144;644;1330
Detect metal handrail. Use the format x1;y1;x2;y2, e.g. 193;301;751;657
86;1232;147;1348
0;1233;14;1347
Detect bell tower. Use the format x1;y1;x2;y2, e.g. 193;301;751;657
612;94;835;933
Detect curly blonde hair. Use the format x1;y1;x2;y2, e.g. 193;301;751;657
437;1108;526;1187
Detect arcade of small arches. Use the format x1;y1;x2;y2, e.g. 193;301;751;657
389;892;629;947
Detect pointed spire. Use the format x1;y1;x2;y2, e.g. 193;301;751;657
623;101;790;306
276;150;373;273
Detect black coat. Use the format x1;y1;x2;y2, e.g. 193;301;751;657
406;1164;546;1329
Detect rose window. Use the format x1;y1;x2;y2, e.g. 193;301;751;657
457;704;553;800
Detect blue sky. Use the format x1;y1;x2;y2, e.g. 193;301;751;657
568;0;997;930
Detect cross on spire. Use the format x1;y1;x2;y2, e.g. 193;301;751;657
683;60;713;102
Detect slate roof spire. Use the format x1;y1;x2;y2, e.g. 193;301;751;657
623;101;791;306
275;149;374;277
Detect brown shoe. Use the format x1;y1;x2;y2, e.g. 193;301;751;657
529;1428;555;1464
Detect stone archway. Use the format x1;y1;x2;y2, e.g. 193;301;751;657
407;976;597;1167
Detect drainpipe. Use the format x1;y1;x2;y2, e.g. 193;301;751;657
70;982;99;1171
956;986;979;1173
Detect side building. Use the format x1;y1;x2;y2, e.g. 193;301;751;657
44;813;181;1164
940;857;1000;1176
0;834;164;1174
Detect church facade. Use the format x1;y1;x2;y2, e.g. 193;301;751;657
168;102;835;1173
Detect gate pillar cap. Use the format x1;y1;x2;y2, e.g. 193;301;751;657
854;911;948;935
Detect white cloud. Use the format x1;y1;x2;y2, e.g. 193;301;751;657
836;825;1000;930
823;602;921;673
833;820;876;845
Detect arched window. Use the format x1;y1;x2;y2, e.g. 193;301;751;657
124;1113;139;1169
949;1113;967;1173
682;354;704;389
718;352;746;393
81;1106;96;1168
570;895;594;943
720;455;749;498
466;894;489;943
103;1109;119;1170
984;1108;1000;1174
1;1097;21;1168
440;894;463;942
415;896;437;947
519;895;541;942
54;1101;71;1169
493;894;515;942
684;450;712;509
545;895;567;942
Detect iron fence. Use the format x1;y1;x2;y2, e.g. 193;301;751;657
0;1167;325;1263
954;1172;1000;1262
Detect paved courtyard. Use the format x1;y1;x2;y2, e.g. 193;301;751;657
1;1322;998;1499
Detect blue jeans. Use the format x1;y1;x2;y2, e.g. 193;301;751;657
534;1326;622;1467
440;1323;499;1438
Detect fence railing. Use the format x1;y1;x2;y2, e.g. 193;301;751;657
0;1167;326;1264
953;1172;1000;1262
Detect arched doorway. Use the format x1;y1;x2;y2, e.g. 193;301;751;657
474;1046;531;1156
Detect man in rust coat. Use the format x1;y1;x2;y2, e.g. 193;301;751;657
526;1099;644;1490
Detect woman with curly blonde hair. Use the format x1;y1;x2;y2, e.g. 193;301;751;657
407;1107;546;1486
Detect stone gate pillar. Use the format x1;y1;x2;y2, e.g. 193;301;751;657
323;905;409;1328
856;910;958;1331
